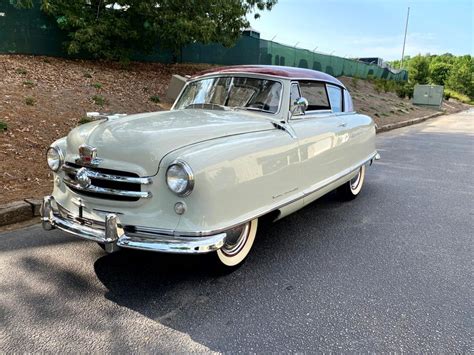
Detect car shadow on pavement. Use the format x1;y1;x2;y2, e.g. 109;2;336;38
91;190;355;350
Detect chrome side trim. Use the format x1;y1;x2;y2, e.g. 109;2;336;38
130;151;380;237
62;164;152;185
63;176;152;199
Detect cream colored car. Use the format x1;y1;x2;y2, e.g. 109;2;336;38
41;65;379;269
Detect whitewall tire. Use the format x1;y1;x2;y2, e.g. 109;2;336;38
338;165;366;200
216;219;258;267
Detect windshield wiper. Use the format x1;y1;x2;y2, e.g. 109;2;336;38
232;106;273;113
184;103;228;111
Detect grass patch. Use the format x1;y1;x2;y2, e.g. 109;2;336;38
444;89;474;105
92;94;107;106
149;95;160;103
25;96;35;106
92;82;102;89
0;121;7;131
23;80;35;88
78;116;93;125
16;68;27;75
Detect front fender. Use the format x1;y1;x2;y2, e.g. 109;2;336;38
160;130;302;234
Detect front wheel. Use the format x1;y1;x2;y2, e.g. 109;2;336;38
215;218;258;269
337;165;366;200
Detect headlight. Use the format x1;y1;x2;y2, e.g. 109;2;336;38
166;161;194;196
46;146;64;172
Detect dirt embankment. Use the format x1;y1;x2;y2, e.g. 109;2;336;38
0;55;469;204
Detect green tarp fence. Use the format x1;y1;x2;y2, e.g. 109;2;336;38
0;2;408;81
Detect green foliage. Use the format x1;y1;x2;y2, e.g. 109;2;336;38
23;80;35;88
92;94;107;106
395;84;407;99
78;116;93;125
92;82;102;89
444;88;473;104
429;61;452;85
351;76;359;89
390;53;473;101
149;95;160;103
408;55;430;85
0;121;7;131
446;55;474;98
25;96;35;105
34;0;277;62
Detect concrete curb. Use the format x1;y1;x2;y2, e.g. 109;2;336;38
376;111;444;133
0;111;447;228
0;199;41;227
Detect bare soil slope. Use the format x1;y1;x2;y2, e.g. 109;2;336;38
0;55;468;204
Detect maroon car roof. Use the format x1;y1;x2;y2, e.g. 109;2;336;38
193;65;345;88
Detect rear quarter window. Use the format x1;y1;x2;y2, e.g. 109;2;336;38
343;89;354;112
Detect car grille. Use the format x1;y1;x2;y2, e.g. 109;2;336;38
62;163;152;202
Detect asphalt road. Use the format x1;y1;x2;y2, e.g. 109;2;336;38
1;110;473;352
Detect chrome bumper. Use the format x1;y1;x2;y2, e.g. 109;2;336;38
40;196;226;254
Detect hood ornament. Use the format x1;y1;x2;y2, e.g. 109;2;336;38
86;112;127;122
76;144;102;166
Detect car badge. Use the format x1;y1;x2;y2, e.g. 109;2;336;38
76;144;101;166
76;167;91;188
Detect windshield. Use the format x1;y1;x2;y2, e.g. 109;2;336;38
174;76;282;114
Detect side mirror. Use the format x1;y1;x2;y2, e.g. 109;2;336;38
290;97;309;116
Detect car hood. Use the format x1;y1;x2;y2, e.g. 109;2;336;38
65;109;274;176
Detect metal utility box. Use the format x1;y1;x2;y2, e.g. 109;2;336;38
412;84;444;107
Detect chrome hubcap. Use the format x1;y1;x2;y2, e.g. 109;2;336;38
221;223;250;256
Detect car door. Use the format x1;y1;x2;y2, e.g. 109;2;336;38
330;85;375;169
288;81;347;203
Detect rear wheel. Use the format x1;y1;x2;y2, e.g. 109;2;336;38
215;218;258;269
337;165;366;200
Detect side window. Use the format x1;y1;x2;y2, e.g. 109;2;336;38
298;81;330;111
343;89;354;112
326;85;343;113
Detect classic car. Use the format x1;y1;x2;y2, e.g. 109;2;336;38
41;65;379;269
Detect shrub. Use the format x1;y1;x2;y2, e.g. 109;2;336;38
351;76;359;88
0;121;7;131
23;80;35;88
444;91;451;100
16;68;27;75
395;83;407;99
373;79;384;94
92;95;107;106
25;96;35;106
78;116;93;125
149;95;160;103
444;88;473;104
92;82;102;89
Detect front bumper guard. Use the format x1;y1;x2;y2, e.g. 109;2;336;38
40;196;226;254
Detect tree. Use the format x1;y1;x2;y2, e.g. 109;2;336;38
446;55;473;97
429;61;452;85
408;54;430;84
19;0;277;62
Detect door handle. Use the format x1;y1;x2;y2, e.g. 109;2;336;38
338;123;347;127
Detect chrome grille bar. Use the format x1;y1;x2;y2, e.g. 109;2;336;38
63;176;152;199
62;164;152;185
